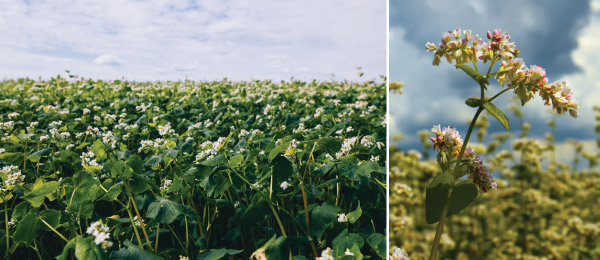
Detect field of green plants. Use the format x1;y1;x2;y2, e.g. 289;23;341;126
390;104;600;260
0;76;386;259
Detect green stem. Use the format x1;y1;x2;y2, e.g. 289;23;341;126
430;107;483;260
39;217;68;243
488;87;512;103
5;201;9;259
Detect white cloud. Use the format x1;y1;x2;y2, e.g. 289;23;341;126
0;0;385;81
94;54;125;66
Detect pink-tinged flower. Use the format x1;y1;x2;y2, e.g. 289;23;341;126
467;156;497;192
431;125;496;192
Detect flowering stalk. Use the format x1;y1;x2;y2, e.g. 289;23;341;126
425;29;578;260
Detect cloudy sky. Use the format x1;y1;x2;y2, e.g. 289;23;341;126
0;0;385;81
390;0;600;160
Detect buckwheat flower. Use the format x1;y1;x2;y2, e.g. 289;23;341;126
1;165;25;189
7;218;16;228
0;148;4;154
158;122;175;136
94;115;101;121
314;107;325;118
280;181;291;190
7;112;19;119
83;108;91;114
238;129;250;138
316;248;334;260
344;248;354;256
49;120;63;127
263;104;273;115
336;137;358;159
160;179;173;191
389;247;410;260
360;135;375;147
467;155;497;192
337;213;348;223
250;182;263;190
40;135;49;141
81;151;103;169
0;121;14;130
370;155;380;162
86;220;113;250
66;144;75;150
58;132;71;139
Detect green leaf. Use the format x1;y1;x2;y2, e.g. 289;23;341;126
146;196;199;224
144;155;163;168
253;235;290;260
99;184;122;201
448;181;478;216
455;64;489;85
241;194;270;227
310;201;341;241
110;240;163;260
197;248;243;260
332;229;364;260
13;210;61;245
229;154;244;167
201;153;227;167
28;148;52;162
426;172;453;224
315;137;342;154
346;201;362;224
271;155;293;184
126;155;144;174
91;139;107;160
355;161;382;177
56;236;108;260
482;101;510;131
367;233;386;259
465;97;484;108
21;181;59;208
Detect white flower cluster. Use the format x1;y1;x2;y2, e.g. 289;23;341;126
81;151;103;169
314;107;324;118
316;248;334;260
0;121;14;130
86;220;113;249
263;104;273;115
136;103;152;112
161;179;173;191
7;112;19;119
195;137;226;161
86;126;102;137
48;120;62;127
280;181;291;190
360;135;374;147
337;213;348;223
1;165;25;190
336;137;357;159
138;138;168;153
238;129;250;138
102;131;117;149
158;122;175;136
284;139;299;157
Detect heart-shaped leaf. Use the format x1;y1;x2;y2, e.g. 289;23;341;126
426;173;453;224
448;181;478;216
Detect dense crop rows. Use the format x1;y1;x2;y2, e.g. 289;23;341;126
0;76;386;259
390;107;600;260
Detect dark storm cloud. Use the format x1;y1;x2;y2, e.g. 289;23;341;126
389;0;593;152
391;0;591;77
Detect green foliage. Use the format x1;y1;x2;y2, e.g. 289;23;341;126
0;77;385;259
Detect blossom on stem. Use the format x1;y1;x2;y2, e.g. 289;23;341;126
431;125;497;192
86;220;113;250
